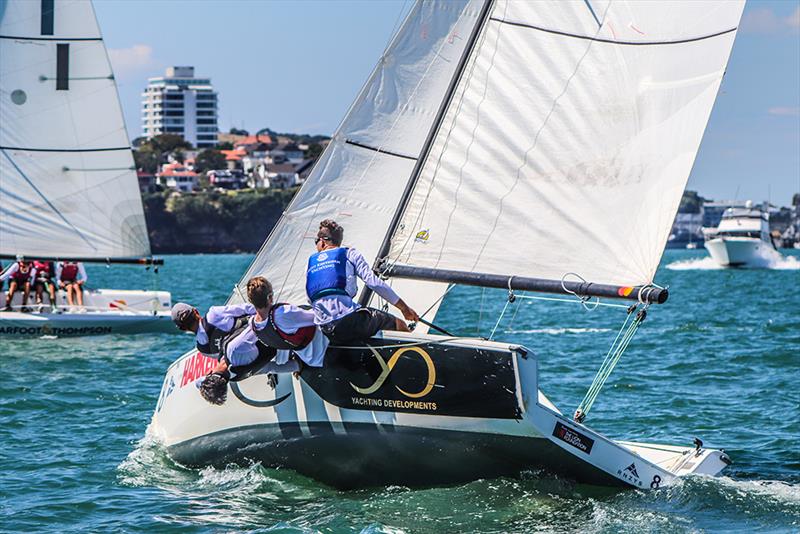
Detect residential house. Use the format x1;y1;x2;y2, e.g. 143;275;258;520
221;148;246;171
208;169;247;190
261;162;299;189
157;162;199;192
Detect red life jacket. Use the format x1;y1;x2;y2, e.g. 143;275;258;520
60;262;79;282
34;261;52;280
253;303;316;350
11;261;32;282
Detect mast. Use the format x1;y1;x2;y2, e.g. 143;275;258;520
359;0;496;307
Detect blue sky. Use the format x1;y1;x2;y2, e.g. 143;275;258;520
95;0;800;205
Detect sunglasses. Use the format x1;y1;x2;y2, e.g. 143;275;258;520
315;236;331;244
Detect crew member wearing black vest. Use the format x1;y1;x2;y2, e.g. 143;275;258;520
171;301;275;405
246;276;328;369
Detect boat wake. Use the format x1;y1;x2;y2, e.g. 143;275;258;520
666;254;800;270
117;434;800;532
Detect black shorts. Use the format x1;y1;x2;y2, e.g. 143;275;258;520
321;307;398;345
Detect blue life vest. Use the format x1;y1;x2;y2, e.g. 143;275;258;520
306;247;349;302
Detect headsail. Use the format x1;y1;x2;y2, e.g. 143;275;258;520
0;0;150;260
384;0;745;290
231;0;483;316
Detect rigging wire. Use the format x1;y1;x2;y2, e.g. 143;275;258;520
573;304;648;423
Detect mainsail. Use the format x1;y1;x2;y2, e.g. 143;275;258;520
231;0;483;316
385;0;745;290
0;0;150;260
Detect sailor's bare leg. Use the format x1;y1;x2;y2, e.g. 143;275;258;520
21;282;30;306
394;318;410;332
75;282;84;306
65;284;75;306
4;280;18;310
47;283;56;305
35;283;44;304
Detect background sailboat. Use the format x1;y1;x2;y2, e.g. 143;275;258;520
0;0;172;336
151;0;744;488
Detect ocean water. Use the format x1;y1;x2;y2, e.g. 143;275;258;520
1;250;798;533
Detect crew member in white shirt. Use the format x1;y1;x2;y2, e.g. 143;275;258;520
1;255;37;311
171;291;320;405
56;261;87;308
246;275;328;369
305;219;419;344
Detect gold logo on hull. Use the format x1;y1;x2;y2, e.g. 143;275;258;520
350;346;436;398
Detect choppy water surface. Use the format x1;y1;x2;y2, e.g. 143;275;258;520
1;251;798;532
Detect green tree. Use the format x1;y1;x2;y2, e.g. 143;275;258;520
216;141;234;150
194;149;227;174
679;190;706;214
229;127;249;136
149;133;192;153
305;142;324;160
133;146;159;173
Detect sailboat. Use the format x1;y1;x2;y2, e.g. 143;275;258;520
0;0;173;336
150;0;744;488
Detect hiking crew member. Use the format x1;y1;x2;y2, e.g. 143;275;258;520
246;276;328;370
305;219;419;344
1;256;37;312
33;260;57;312
171;301;302;406
56;261;87;308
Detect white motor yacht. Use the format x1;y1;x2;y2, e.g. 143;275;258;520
705;201;781;267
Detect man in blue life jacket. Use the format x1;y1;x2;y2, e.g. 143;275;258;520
305;219;419;344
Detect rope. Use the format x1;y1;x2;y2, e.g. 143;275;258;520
574;304;648;423
488;297;511;340
514;294;629;309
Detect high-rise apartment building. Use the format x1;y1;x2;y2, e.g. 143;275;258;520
141;66;218;148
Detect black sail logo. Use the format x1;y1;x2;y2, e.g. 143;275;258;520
350;345;436;398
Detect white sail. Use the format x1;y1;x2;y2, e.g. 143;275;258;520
231;0;482;315
386;0;745;288
0;0;150;259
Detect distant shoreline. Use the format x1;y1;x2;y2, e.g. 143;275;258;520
143;188;297;254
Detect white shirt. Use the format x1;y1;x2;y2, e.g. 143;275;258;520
252;303;328;367
55;262;87;284
310;247;400;325
0;263;37;282
196;303;258;366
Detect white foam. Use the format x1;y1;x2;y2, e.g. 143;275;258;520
505;327;611;335
666;253;800;270
666;256;724;270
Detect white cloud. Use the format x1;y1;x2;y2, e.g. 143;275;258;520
767;107;800;117
741;6;800;34
108;44;155;77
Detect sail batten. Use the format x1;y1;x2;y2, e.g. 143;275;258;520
0;0;150;260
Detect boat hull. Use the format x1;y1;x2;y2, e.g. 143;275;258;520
151;333;730;489
0;288;174;336
705;237;779;267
